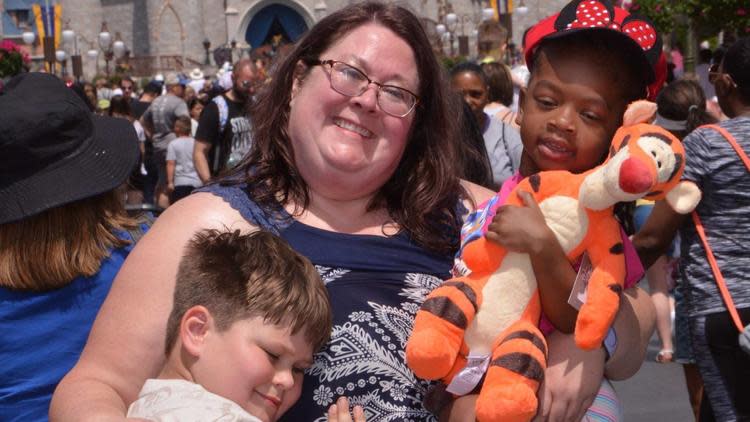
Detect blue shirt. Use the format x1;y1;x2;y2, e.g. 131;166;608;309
0;229;142;421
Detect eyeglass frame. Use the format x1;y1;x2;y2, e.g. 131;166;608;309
307;59;420;118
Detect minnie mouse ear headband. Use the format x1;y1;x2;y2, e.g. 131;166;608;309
524;0;664;88
0;73;139;224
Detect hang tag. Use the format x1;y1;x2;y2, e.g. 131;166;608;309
568;252;593;311
445;352;490;395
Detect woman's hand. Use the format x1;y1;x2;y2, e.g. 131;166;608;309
534;330;606;422
327;397;366;422
485;191;556;255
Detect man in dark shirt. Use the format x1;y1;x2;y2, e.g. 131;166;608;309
193;59;261;183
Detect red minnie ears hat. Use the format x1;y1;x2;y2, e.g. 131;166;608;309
524;0;666;98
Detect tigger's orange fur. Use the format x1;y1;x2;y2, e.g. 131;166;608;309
405;102;702;422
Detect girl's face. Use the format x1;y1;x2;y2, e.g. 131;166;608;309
451;71;488;124
518;49;628;175
190;102;204;120
287;23;418;201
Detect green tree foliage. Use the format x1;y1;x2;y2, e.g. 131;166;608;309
627;0;749;37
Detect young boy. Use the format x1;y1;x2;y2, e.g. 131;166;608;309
165;115;202;204
127;229;333;421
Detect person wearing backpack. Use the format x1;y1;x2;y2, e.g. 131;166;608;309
193;59;261;183
634;36;750;422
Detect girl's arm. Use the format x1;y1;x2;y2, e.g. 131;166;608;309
485;190;577;332
631;199;686;270
50;193;256;421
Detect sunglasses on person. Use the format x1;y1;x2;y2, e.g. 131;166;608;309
310;59;419;118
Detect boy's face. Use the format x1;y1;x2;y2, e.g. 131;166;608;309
518;49;628;175
194;317;313;422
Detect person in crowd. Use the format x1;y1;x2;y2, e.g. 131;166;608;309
188;96;206;136
456;98;494;189
82;81;98;111
132;80;161;119
126;229;346;421
119;76;136;100
70;81;96;112
0;73;142;421
110;94;148;205
140;72;189;209
166;116;202;204
193;58;260;183
648;78;716;418
50;3;653;421
695;47;715;102
94;75;113;101
450;61;523;188
634;36;750;422
480;60;517;128
442;1;666;419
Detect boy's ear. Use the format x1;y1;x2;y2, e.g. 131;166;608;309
180;305;213;358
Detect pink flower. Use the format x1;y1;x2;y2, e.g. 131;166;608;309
737;8;747;16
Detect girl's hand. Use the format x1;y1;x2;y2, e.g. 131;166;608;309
327;396;366;422
486;190;556;255
534;330;606;422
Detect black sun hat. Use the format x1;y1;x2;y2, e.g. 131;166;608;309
0;72;139;225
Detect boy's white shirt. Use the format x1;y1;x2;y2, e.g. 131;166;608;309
127;378;262;422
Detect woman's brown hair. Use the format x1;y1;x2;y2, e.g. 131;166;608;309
0;190;138;291
226;1;465;256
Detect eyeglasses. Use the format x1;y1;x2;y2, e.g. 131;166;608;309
311;59;419;118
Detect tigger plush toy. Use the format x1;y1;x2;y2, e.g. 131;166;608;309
405;101;702;422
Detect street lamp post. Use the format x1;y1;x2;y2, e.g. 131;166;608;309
202;38;211;65
98;22;113;76
55;49;67;77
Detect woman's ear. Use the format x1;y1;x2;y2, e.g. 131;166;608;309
291;60;308;99
180;305;213;358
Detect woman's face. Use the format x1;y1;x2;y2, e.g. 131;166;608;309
287;23;419;201
84;84;96;104
451;71;488;124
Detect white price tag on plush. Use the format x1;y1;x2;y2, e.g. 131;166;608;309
568;252;593;311
445;352;490;395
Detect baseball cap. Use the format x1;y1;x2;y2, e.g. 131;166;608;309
524;0;664;86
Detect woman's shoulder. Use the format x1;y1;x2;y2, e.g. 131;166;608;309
154;192;256;235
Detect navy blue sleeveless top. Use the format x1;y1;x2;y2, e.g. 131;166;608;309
200;183;459;421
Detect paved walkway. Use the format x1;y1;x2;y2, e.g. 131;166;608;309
614;336;695;421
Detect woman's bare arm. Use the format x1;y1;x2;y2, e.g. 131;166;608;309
50;193;254;421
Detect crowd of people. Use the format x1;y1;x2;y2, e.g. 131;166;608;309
1;0;749;421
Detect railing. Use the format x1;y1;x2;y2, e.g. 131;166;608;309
127;55;200;76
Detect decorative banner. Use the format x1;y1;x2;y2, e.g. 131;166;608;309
490;0;513;19
31;3;62;51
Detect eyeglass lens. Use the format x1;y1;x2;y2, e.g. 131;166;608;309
328;61;416;117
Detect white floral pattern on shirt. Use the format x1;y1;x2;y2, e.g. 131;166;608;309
307;271;443;422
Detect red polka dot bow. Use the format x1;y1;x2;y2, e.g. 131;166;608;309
524;0;663;85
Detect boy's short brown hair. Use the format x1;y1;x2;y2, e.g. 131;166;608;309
164;229;332;354
173;115;191;137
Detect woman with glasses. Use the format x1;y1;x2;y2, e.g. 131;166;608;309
53;3;490;420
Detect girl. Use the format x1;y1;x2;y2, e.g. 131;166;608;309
443;1;664;420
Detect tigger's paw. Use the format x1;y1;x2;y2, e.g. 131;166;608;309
476;384;538;422
405;329;458;380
